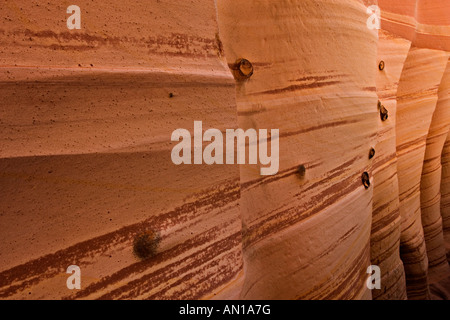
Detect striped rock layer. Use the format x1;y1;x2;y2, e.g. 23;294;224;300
372;29;410;300
0;0;449;300
378;0;450;300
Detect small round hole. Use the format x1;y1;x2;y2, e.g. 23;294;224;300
297;165;306;178
380;105;389;121
230;58;254;81
133;230;161;260
362;172;371;189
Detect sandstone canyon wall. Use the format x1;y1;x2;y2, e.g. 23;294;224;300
0;0;449;300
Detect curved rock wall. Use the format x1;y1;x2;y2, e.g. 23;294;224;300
372;29;410;300
421;62;450;285
0;0;243;300
395;46;449;300
217;0;378;300
378;0;450;299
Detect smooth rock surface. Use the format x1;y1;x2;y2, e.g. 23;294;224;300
217;0;378;299
371;29;410;300
421;60;450;284
0;0;243;300
395;46;449;299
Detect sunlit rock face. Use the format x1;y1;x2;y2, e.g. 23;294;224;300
0;0;449;300
0;0;243;300
217;0;378;300
395;47;449;300
421;63;450;286
378;0;450;300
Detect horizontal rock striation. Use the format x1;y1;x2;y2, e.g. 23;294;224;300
0;0;243;300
